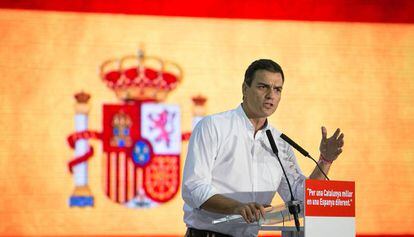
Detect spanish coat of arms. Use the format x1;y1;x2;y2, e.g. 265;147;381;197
66;49;206;208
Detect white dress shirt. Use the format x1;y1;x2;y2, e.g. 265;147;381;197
182;105;306;237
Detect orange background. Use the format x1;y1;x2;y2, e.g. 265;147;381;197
0;8;414;235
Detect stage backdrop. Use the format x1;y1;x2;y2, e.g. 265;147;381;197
0;1;413;236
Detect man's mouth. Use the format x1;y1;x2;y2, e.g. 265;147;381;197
264;102;274;108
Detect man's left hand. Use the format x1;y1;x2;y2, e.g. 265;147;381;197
319;126;344;163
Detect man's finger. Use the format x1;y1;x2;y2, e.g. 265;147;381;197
331;128;340;139
245;206;254;223
321;126;327;140
255;209;260;221
338;136;344;146
258;205;266;220
249;203;260;222
253;203;266;220
337;133;344;142
240;209;249;223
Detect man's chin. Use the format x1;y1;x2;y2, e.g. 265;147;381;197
263;108;277;117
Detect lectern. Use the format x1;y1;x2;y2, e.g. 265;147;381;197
213;180;355;237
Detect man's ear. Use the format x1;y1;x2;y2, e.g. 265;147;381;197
242;82;247;95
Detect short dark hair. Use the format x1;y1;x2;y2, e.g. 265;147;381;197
244;59;284;86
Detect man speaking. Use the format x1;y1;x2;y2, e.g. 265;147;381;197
182;59;345;237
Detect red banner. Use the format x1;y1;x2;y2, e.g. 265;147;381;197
0;0;413;23
305;180;355;217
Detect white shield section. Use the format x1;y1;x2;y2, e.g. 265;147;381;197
141;103;181;155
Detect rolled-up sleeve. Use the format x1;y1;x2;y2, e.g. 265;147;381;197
182;117;219;209
277;145;306;203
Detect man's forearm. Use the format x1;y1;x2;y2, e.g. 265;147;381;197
200;194;268;224
309;160;331;180
200;194;243;214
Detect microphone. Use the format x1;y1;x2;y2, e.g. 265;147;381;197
280;133;330;180
266;130;301;232
280;134;309;157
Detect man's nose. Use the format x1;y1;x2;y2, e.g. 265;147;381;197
265;88;276;98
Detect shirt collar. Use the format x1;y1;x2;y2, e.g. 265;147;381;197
236;104;270;133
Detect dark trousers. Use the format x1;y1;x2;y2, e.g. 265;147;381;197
185;227;233;237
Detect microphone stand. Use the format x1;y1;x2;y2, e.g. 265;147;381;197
266;130;301;232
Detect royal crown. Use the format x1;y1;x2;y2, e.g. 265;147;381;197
100;49;182;102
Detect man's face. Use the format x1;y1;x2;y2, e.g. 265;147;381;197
242;70;283;119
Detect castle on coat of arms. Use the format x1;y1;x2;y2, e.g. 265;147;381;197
67;48;206;208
